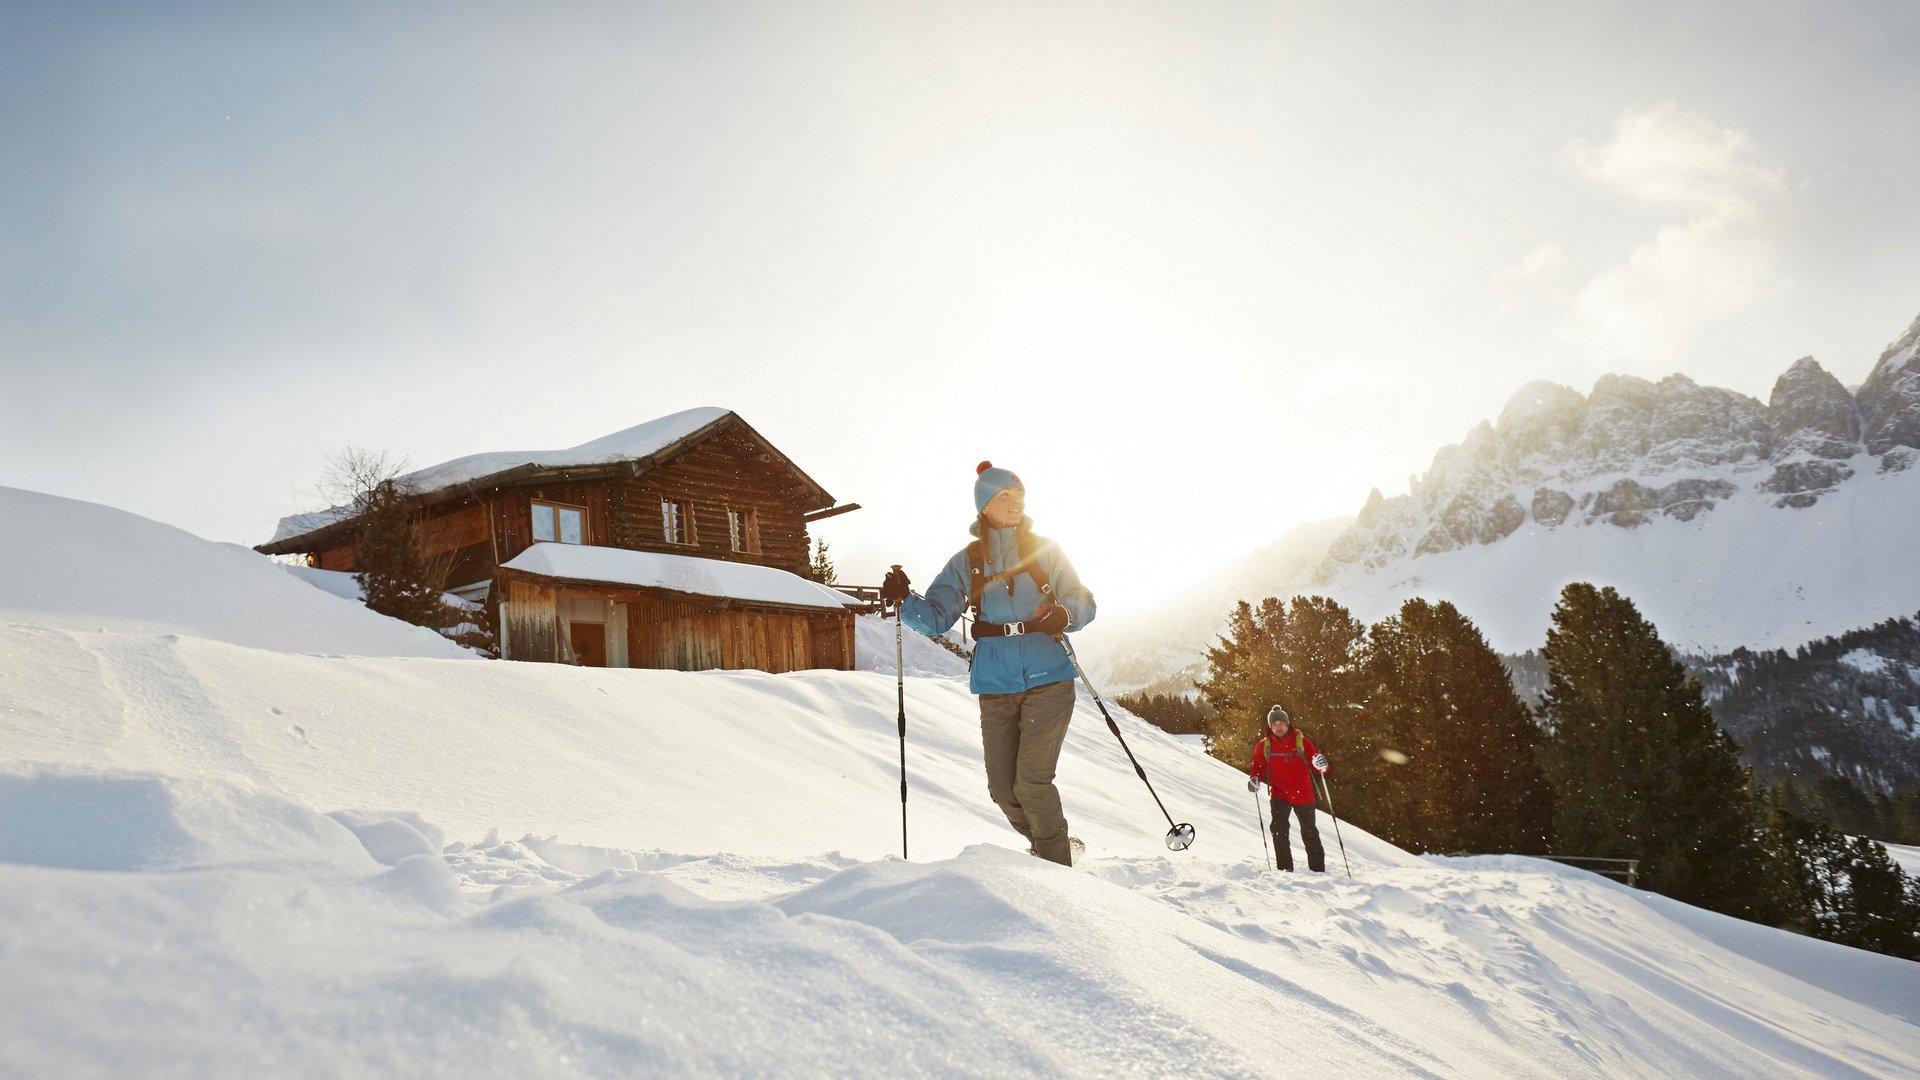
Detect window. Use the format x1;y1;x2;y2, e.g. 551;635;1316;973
532;500;587;545
661;498;694;544
727;507;759;553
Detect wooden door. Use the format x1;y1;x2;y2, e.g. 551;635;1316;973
570;622;607;667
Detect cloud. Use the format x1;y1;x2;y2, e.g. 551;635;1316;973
1556;104;1785;369
1491;244;1569;317
1500;245;1568;282
1566;103;1783;215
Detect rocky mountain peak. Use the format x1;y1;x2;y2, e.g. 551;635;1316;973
1494;381;1586;469
1768;356;1860;455
1314;309;1920;581
1858;311;1920;461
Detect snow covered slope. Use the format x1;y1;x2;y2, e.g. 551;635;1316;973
0;486;471;659
2;490;1916;1078
1316;463;1920;654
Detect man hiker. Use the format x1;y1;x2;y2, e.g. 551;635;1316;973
896;462;1097;866
1249;704;1330;872
880;564;910;617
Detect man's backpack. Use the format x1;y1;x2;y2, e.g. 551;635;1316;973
1256;730;1309;770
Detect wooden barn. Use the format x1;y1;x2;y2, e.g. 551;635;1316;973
257;408;859;672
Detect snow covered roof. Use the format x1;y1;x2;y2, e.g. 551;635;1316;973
393;407;731;500
264;408;832;549
500;544;854;611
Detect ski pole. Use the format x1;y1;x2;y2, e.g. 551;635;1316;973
896;609;908;860
1062;639;1195;851
1318;772;1351;878
1255;790;1271;870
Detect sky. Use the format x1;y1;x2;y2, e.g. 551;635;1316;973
4;1;1919;612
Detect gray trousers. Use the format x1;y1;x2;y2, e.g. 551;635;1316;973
979;679;1075;865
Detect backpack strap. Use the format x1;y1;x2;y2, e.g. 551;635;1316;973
1261;731;1308;765
967;525;1056;618
966;539;987;615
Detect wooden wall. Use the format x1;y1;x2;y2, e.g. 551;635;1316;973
421;502;495;588
624;591;850;673
501;577;560;663
310;500;492;583
422;502;492;555
491;482;612;558
499;575;852;672
603;427;817;576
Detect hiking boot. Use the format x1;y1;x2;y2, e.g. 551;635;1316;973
1026;837;1085;866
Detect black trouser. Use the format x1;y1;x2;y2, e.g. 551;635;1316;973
1270;798;1325;873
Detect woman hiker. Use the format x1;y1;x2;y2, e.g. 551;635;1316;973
1249;704;1330;872
889;462;1097;866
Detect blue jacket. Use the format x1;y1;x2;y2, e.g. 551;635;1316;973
900;519;1097;696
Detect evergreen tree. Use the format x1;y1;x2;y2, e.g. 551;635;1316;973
1835;837;1920;958
1197;595;1368;772
353;479;445;628
1361;599;1552;854
1114;692;1212;736
808;538;837;586
1539;583;1783;921
1773;801;1920;959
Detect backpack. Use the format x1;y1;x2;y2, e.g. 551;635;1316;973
1256;730;1308;770
965;526;1055;621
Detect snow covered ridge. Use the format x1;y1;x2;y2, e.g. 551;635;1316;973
6;762;1915;1079
1320;310;1920;585
0;486;471;659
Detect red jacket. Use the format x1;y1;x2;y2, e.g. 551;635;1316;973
1250;728;1323;806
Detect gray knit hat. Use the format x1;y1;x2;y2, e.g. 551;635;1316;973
1266;705;1290;727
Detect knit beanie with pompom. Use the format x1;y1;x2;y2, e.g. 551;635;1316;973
973;461;1023;513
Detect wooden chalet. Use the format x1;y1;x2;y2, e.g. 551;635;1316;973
257;408;860;672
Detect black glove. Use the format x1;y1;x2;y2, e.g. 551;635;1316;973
1026;603;1071;635
880;570;911;603
1247;777;1262;793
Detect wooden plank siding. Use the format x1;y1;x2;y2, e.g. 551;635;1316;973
499;570;851;672
421;502;492;555
624;592;829;674
602;428;817;576
501;577;561;663
421;502;495;588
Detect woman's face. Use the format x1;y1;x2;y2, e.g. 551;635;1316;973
984;486;1025;529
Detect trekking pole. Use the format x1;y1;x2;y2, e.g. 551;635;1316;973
1318;772;1351;878
1254;791;1271;870
1062;640;1195;851
896;610;908;860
